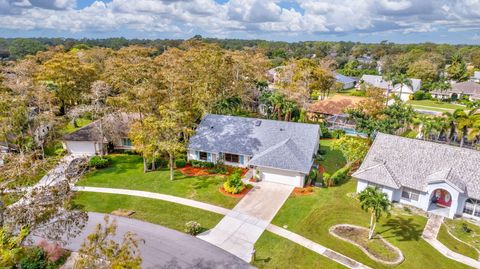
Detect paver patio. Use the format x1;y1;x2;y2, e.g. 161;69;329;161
197;181;294;262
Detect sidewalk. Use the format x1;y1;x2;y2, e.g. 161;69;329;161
74;185;370;268
422;214;480;268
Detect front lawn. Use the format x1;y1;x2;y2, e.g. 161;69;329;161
76;154;241;208
252;231;346;269
444;218;480;254
319;139;347;174
271;180;471;269
437;224;478;260
73;192;223;233
62;117;93;134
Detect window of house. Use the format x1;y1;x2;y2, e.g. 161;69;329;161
199;151;208;161
464;199;480;217
122;138;132;147
401;188;420;201
224;153;239;163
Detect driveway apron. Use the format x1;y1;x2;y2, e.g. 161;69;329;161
197;181;293;262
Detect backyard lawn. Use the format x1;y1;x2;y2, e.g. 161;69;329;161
270;179;472;269
319;139;347;174
437;224;478;260
252;231;346;269
76;154;241;208
73;192;223;233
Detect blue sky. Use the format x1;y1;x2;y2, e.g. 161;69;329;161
1;0;480;44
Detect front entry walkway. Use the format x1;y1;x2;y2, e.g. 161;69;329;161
197;182;294;262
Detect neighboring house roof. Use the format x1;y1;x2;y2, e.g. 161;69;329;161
360;75;421;93
308;95;365;115
188;114;319;174
63;113;138;142
352;133;480;199
473;71;480;79
452;81;480;95
335;73;357;85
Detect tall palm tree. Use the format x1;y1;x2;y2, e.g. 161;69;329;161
453;109;474;147
359;187;391;239
391;73;413;101
466;109;480;145
269;93;285;120
442;111;457;144
283;101;297;122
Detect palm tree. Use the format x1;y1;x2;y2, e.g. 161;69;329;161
391;73;413;101
453;109;476;147
442;111;457;144
358;187;392;240
283;101;297;122
268;93;285;120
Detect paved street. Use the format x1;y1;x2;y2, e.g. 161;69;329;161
63;212;252;269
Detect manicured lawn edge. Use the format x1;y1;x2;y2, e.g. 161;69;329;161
437;224;479;260
73;191;224;233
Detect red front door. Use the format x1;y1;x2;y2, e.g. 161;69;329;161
433;189;452;207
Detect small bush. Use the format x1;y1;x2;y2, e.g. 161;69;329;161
246;183;254;189
19;247;47;269
88;156;110;169
175;159;187;168
208;163;228;174
350;90;366;97
189;160;215;168
317;148;327;155
185;221;202;235
322;172;332;187
412;90;432;100
320;124;332;138
223;170;245;194
462;223;472;233
331;129;346;139
330;165;350;185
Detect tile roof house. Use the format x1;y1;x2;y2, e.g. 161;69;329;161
358;75;421;101
353;133;480;219
188;114;320;187
62;113;138;155
431;81;480;101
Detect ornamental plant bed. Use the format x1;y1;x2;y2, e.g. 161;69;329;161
292;186;315;196
219;186;251;198
330;224;404;265
178;165;248;177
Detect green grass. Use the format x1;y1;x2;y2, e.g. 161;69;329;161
62;117;93;134
319;139;347;174
252;231;347;269
76;154;240;208
444;219;480;253
437;224;478;260
407;100;467;112
401;129;418;139
271;180;471;269
73;192;223;233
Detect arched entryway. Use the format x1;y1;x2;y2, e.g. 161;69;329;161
428;188;453;217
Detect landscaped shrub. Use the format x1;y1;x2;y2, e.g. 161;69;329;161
330;165;351;185
320;124;332;138
19;247;47;269
88;156;110;169
331;129;346;139
175;159;187;168
185;221;202;235
322;172;332;187
223;170;245;194
246;183;254;189
412;90;432;100
190;160;215;168
208;163;228;174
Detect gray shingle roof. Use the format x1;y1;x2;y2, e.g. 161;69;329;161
352;133;480;198
63;113;137;142
335;73;357;84
360;75;421;92
188;114;319;173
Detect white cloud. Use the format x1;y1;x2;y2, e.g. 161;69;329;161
0;0;479;39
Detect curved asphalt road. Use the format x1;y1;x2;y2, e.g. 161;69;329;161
64;212;253;269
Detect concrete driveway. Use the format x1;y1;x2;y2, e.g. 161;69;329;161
197;182;293;262
62;212;252;269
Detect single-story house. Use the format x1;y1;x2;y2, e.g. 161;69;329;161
188;114;320;187
335;73;357;89
308;95;365;117
353;133;480;219
431;81;480;101
358;75;421;102
62;113;137;156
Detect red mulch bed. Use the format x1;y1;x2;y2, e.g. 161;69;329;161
318;165;326;173
178;165;248;177
178;165;211;176
219;186;251;198
292;186;315;196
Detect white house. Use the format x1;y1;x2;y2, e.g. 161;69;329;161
353;133;480;219
62;113;137;156
358;75;421;102
431;81;480;101
187;114;320;187
471;71;480;83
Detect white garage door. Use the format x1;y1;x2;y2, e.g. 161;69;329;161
259;167;304;187
65;141;97;156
